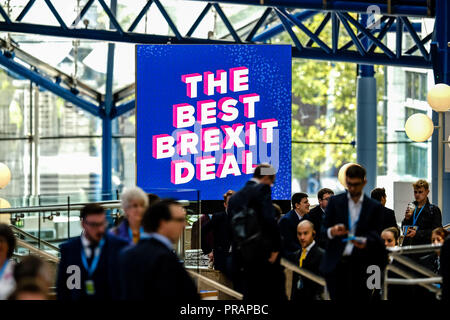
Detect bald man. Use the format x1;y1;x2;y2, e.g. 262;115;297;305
291;220;324;301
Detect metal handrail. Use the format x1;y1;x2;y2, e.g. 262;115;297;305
386;277;442;285
280;258;329;300
0;200;122;214
392;254;438;278
382;244;443;300
187;270;243;300
383;264;441;300
387;243;442;255
10;225;60;252
280;258;326;287
15;239;60;264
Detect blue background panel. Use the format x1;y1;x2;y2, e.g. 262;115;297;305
136;44;292;200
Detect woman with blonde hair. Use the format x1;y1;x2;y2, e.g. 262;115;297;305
110;187;150;245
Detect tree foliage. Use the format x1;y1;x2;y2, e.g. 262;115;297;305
277;14;385;181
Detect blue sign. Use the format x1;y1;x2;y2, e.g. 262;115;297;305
136;45;291;200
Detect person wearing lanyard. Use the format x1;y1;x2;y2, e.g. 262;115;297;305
402;180;442;247
110;187;149;245
56;203;128;300
320;164;385;301
0;224;16;300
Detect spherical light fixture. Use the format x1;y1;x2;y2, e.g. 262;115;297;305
0;162;11;189
0;197;10;209
404;113;434;142
338;163;359;189
427;83;450;112
0;198;11;224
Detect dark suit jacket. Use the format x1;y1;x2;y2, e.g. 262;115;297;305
228;180;281;256
304;205;327;249
56;233;128;300
202;211;232;271
441;237;450;301
382;207;397;230
191;214;213;253
401;199;442;246
279;209;301;261
119;237;199;301
291;242;324;301
319;192;386;276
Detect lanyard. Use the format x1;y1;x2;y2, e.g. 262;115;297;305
412;206;425;226
348;207;360;236
128;226;144;242
0;260;9;280
81;238;105;278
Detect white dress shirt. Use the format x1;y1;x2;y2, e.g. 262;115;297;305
302;240;316;258
327;192;364;256
81;233;102;259
294;209;304;222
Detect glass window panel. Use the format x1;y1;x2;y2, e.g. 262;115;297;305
0;140;31;203
114;108;135;136
420;73;427;101
292;143;356;198
113;137;135;193
39;138;102;197
36;91;101;140
0;70;31;138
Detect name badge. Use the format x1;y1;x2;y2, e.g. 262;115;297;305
297;277;303;290
85;280;95;295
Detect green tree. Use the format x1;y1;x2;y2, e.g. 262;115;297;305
277;13;385;183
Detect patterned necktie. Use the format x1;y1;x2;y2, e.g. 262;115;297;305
299;248;307;268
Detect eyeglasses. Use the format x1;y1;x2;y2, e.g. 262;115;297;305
83;220;108;228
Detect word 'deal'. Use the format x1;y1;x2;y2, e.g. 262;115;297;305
151;67;279;185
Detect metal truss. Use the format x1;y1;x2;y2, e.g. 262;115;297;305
0;0;435;69
0;0;443;202
0;0;436;113
0;36;134;119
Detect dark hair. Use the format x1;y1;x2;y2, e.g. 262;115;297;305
8;279;48;300
80;203;105;220
291;193;308;208
142;199;181;232
432;227;449;240
0;223;16;259
253;164;275;179
13;255;45;283
318;188;334;200
346;164;366;180
371;188;386;202
272;203;282;221
147;193;161;206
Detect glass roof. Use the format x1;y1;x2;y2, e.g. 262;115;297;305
1;0;268;94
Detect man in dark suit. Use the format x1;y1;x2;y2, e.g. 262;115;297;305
291;220;324;301
119;199;199;301
401;180;442;246
279;192;310;262
304;188;334;249
228;164;286;301
56;203;128;300
201;190;235;278
371;187;397;230
320;164;386;301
